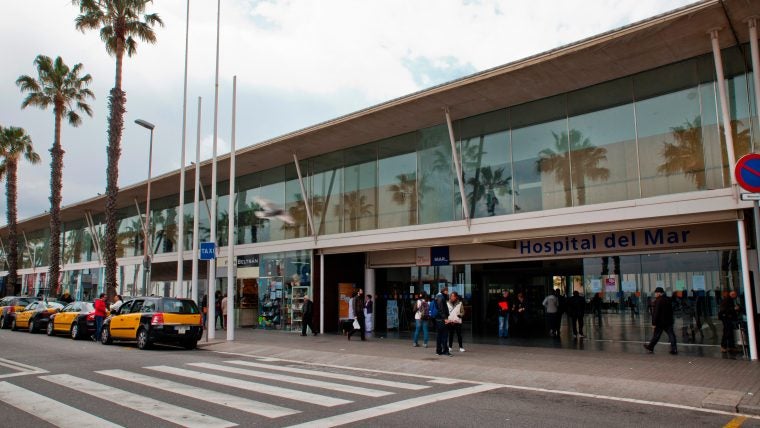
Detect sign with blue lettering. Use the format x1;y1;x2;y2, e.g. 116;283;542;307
199;242;216;260
431;247;450;266
735;153;760;193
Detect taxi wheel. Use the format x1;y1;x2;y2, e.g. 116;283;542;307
100;326;112;345
0;316;6;329
28;319;38;334
46;321;55;336
71;323;81;340
181;339;198;350
10;318;17;331
137;328;152;350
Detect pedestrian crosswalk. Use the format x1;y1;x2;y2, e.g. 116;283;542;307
0;357;502;427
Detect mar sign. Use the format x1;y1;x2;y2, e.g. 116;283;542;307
735;153;760;193
199;242;216;261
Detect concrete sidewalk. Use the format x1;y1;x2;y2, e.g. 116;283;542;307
197;328;760;416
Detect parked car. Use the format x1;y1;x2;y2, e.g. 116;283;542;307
47;301;97;339
0;296;37;329
101;296;203;350
10;301;65;333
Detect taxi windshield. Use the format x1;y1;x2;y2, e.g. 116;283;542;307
161;299;199;314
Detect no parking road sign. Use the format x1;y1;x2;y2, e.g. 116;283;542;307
735;153;760;193
200;242;216;260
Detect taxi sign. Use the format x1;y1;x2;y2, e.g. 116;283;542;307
200;242;216;260
735;153;760;193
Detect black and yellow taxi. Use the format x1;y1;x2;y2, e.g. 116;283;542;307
10;300;64;333
0;296;37;329
46;301;96;339
100;296;202;350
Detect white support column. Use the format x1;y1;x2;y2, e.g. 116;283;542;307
293;153;316;241
709;28;738;187
737;217;758;360
191;97;202;305
444;107;471;229
320;252;325;334
364;266;375;334
226;76;237;342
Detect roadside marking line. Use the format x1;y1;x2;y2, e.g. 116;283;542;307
0;357;47;372
40;374;236;428
494;383;760;420
190;362;391;397
224;360;429;391
428;379;462;385
212;350;472;384
98;369;298;419
147;365;352;407
0;381;122;428
724;416;747;427
285;383;503;428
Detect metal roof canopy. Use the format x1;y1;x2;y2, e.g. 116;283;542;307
4;0;759;236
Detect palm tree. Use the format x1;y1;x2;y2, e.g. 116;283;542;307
73;0;163;300
537;129;609;207
0;126;41;295
16;55;94;295
657;117;706;188
336;191;374;232
466;166;513;216
389;173;418;225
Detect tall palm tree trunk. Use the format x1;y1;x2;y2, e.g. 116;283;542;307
104;50;126;301
6;160;18;295
48;108;64;296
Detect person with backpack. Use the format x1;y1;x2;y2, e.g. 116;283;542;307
413;292;430;348
434;287;452;356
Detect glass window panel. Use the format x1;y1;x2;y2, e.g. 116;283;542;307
568;78;638;204
284;165;309;239
512;95;570;212
417;125;454;224
342;144;377;232
635;60;702;197
457;112;512;218
378;133;418;228
311;152;344;235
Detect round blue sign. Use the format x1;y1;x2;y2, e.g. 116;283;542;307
735;153;760;193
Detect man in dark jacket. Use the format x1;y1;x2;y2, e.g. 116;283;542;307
718;290;740;353
348;289;366;341
435;287;451;356
643;287;677;355
301;295;317;336
567;290;586;338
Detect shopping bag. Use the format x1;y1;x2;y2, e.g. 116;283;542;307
352;319;360;330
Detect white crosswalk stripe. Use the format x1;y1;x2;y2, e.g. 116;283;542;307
97;369;299;418
224;360;430;391
146;365;353;407
40;374;236;428
0;381;122;428
189;362;393;397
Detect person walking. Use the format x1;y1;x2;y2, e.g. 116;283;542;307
201;294;208;329
542;290;559;337
643;286;678;355
348;289;366;341
447;292;465;352
512;292;528;338
364;294;373;333
567;290;586;338
434;287;451;356
591;292;603;326
412;292;430;348
718;290;740;353
301;295;318;336
497;290;511;338
93;293;107;342
221;294;228;330
215;291;223;330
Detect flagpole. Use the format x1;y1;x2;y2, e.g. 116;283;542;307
192;97;201;305
227;76;237;341
177;0;190;297
208;0;221;340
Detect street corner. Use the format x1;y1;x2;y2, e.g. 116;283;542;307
702;389;745;413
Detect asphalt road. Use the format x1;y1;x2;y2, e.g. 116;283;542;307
0;327;757;427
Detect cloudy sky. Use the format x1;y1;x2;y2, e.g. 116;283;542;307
0;0;695;225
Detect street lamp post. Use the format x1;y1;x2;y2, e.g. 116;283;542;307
135;119;155;296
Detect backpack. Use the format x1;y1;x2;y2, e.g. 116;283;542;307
429;296;439;319
418;300;430;320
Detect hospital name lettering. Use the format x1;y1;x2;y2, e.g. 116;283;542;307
519;229;691;256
